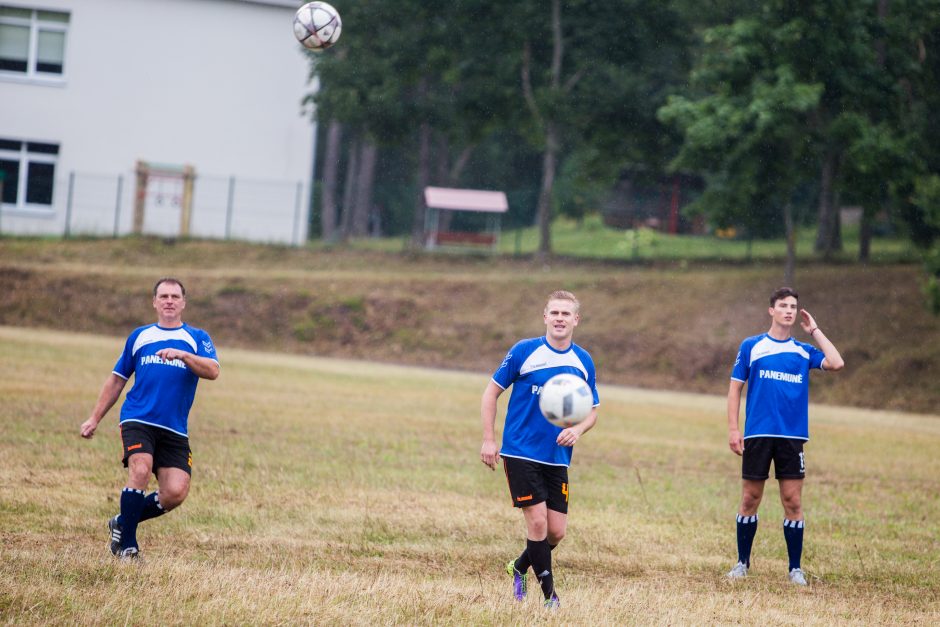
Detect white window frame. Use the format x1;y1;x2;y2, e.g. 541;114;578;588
0;139;59;213
0;5;69;84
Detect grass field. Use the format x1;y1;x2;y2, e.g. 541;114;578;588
2;326;938;625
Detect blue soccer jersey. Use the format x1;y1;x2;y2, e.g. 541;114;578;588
731;334;825;440
113;323;219;437
493;337;599;467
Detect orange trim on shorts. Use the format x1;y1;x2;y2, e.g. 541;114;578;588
515;494;534;502
126;443;143;451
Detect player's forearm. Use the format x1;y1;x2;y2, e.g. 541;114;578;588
481;409;497;441
481;393;498;441
811;328;845;371
183;354;220;380
90;376;124;422
727;390;742;432
573;408;598;436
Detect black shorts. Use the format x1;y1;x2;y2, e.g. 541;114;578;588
742;437;805;481
502;456;569;514
120;422;192;476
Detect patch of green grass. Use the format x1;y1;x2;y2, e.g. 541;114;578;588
348;214;919;263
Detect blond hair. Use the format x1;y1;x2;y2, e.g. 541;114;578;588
545;290;580;313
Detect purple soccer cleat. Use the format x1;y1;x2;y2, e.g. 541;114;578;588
505;560;527;601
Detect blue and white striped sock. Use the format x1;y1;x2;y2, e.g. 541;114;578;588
783;518;804;571
736;513;759;567
139;491;166;523
119;487;146;550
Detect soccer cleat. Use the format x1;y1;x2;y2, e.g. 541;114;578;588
543;592;560;610
788;567;808;586
727;562;748;579
505;560;527;601
108;515;122;556
117;547;140;561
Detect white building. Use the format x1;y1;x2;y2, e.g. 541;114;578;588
0;0;316;244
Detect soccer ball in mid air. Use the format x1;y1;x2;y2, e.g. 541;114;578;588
538;373;593;428
293;2;342;51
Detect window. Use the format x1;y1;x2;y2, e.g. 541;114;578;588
0;138;59;208
0;6;69;78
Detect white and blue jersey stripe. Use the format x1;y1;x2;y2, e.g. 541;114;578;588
113;323;219;437
493;337;599;466
731;334;825;440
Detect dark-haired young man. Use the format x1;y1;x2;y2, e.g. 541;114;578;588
80;278;219;560
726;287;844;585
481;290;599;609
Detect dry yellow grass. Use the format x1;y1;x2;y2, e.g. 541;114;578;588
1;326;939;625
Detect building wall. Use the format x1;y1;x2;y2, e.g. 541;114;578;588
0;0;314;244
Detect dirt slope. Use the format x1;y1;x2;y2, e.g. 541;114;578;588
0;238;937;413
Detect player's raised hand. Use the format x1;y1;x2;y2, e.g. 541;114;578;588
799;309;818;334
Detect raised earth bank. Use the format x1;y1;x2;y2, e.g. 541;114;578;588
1;238;937;413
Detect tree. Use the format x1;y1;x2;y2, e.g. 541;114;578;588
659;17;823;285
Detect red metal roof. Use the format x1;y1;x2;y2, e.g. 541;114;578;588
424;187;508;213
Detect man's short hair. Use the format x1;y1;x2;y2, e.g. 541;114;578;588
153;277;186;298
546;290;580;313
770;286;798;307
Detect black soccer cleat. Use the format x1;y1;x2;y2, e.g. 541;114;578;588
108;515;122;556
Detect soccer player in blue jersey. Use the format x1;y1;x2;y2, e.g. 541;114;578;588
480;290;599;609
80;278;219;560
726;286;844;585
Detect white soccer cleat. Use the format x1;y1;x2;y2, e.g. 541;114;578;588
727;562;748;579
788;568;808;585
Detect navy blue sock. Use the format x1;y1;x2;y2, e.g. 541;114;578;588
783;519;804;570
736;514;758;567
138;491;166;523
119;488;146;550
526;538;555;600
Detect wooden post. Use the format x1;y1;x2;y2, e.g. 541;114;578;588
179;165;195;237
133;160;147;234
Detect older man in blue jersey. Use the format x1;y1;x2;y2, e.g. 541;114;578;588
80;278;219;560
726;286;844;585
481;290;599;609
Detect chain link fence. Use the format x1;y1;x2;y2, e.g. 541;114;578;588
1;170;308;246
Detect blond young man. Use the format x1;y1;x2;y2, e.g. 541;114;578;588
481;290;599;608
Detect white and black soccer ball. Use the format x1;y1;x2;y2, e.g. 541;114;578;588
538;373;593;428
293;2;342;51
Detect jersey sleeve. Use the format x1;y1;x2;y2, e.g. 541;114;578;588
806;342;825;370
112;331;138;380
730;339;749;382
196;329;219;363
581;349;600;406
491;343;522;390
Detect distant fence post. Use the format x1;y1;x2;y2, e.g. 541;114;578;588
225;176;235;240
64;171;75;238
293;180;303;246
113;174;123;238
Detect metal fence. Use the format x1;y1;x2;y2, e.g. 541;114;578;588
1;170;308;246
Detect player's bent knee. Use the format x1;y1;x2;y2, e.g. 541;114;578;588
159;491;187;511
